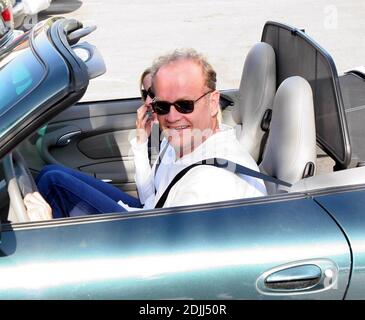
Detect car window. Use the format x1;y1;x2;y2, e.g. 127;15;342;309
0;37;45;117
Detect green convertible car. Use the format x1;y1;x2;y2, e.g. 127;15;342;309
0;17;365;299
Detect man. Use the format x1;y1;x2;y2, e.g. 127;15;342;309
24;49;266;221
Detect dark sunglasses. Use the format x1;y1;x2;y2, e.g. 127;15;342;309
141;87;155;101
151;90;213;115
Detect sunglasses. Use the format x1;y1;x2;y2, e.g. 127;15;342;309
141;87;155;101
151;90;213;115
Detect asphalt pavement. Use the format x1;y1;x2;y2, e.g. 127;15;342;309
39;0;365;102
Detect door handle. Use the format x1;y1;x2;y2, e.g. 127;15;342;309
37;125;82;164
265;264;322;290
256;259;338;295
56;131;82;146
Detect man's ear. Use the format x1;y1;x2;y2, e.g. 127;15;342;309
210;90;220;117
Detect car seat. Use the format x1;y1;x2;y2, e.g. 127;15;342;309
226;42;276;162
259;76;316;194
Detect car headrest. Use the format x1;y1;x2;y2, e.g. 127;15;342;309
259;76;316;194
233;42;276;161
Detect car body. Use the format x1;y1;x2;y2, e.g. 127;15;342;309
0;17;365;299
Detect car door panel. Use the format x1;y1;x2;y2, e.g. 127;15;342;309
26;98;142;192
0;195;351;299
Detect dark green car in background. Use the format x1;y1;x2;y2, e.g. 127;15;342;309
0;16;365;299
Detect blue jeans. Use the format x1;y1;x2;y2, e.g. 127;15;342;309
36;165;142;218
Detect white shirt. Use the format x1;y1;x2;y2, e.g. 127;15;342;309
121;124;267;211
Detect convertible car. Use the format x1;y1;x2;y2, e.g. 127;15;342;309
0;17;365;299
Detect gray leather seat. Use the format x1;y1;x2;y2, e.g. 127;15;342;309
228;42;276;162
259;76;317;194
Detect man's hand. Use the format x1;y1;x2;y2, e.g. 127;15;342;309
24;192;52;221
136;103;158;144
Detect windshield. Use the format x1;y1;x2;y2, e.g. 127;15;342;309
0;34;45;117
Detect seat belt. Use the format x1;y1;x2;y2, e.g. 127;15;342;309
155;158;292;208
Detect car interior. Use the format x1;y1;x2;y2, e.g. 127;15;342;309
2;20;365;224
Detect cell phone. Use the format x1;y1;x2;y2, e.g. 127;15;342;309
146;109;153;120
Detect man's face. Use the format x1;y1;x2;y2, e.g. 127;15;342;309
153;59;220;156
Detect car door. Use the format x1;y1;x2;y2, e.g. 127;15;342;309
0;193;351;299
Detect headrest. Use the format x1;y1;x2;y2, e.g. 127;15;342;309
259;76;316;193
233;42;276;161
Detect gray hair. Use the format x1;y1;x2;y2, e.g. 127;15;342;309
150;48;217;90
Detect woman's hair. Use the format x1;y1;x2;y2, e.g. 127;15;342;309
140;67;152;91
139;67;152;102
